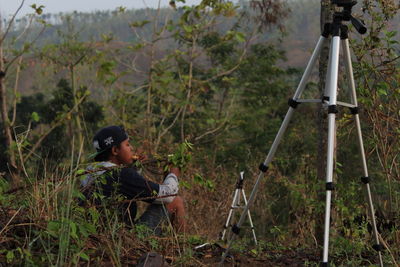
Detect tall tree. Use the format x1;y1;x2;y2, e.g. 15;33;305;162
0;1;45;184
39;15;97;158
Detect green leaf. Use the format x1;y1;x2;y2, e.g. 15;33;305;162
129;20;150;28
46;221;61;238
70;221;78;239
72;188;86;200
235;32;246;43
180;180;192;189
79;252;90;261
6;250;14;263
83;222;96;235
30;4;44;15
194;173;203;184
167;24;175;32
385;30;396;38
76;169;85;175
23;43;31;51
377;88;387;96
89;207;100;223
31;112;40;122
116;6;126;13
101;34;113;42
183;25;193;33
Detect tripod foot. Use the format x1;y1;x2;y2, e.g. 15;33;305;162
372;244;384;252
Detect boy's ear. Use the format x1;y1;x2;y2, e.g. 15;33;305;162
111;146;119;156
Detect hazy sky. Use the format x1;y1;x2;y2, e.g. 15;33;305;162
0;0;201;18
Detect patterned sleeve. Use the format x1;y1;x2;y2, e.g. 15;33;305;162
153;173;179;204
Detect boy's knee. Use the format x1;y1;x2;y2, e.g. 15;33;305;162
167;196;185;212
174;196;184;206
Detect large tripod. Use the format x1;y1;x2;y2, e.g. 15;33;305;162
220;1;384;266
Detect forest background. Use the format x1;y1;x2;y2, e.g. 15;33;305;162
0;0;399;265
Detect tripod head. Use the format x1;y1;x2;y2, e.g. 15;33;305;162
235;171;245;189
331;0;367;34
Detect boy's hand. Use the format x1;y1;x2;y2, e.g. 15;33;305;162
132;146;148;162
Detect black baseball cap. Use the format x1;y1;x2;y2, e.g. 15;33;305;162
92;125;128;161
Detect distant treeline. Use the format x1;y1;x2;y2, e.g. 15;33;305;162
9;0;323;48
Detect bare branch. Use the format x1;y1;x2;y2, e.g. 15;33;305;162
23;94;88;162
5;24;46;73
14;14;35;43
0;0;26;46
11;56;23;126
155;107;184;150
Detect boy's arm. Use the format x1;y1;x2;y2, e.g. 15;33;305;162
153;167;179;204
119;168;159;199
118;167;179;203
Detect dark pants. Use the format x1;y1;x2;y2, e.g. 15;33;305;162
136;204;170;235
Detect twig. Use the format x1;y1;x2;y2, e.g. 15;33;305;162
0;222;46;238
0;206;22;237
5;23;46;74
85;194;178;207
23;94;87;162
379;235;399;267
156;107;184;150
0;0;25;45
4;186;25;194
11;56;23;125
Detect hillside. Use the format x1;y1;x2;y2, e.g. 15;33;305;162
0;0;399;266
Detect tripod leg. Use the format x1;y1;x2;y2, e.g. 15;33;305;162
241;189;257;245
221;188;240;241
220;35;328;265
342;38;384;267
322;34;341;266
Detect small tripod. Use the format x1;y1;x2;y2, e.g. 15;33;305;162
221;1;384;266
221;171;257;245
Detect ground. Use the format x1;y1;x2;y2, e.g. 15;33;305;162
192;243;320;266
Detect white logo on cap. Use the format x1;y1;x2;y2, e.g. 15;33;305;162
93;140;100;150
104;136;114;146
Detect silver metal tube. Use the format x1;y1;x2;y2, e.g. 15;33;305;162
294;36;327;99
323;190;332;261
264;108;295;165
221;36;327;266
220;107;296;264
342;39;368;173
322;36;341;263
327;36;340;106
354;115;369;178
342;39;383;267
242;190;257;245
342;39;358;106
336;101;356;108
221;188;240;241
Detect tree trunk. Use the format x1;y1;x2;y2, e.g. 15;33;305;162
70;65;84;158
0;47;20;185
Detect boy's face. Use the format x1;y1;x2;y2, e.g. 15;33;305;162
114;139;134;165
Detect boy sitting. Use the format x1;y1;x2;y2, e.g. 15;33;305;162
81;125;186;234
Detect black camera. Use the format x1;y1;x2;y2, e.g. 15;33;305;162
332;0;367;34
331;0;357;8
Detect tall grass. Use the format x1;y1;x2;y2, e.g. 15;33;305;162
1;139;399;266
0;143;193;265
